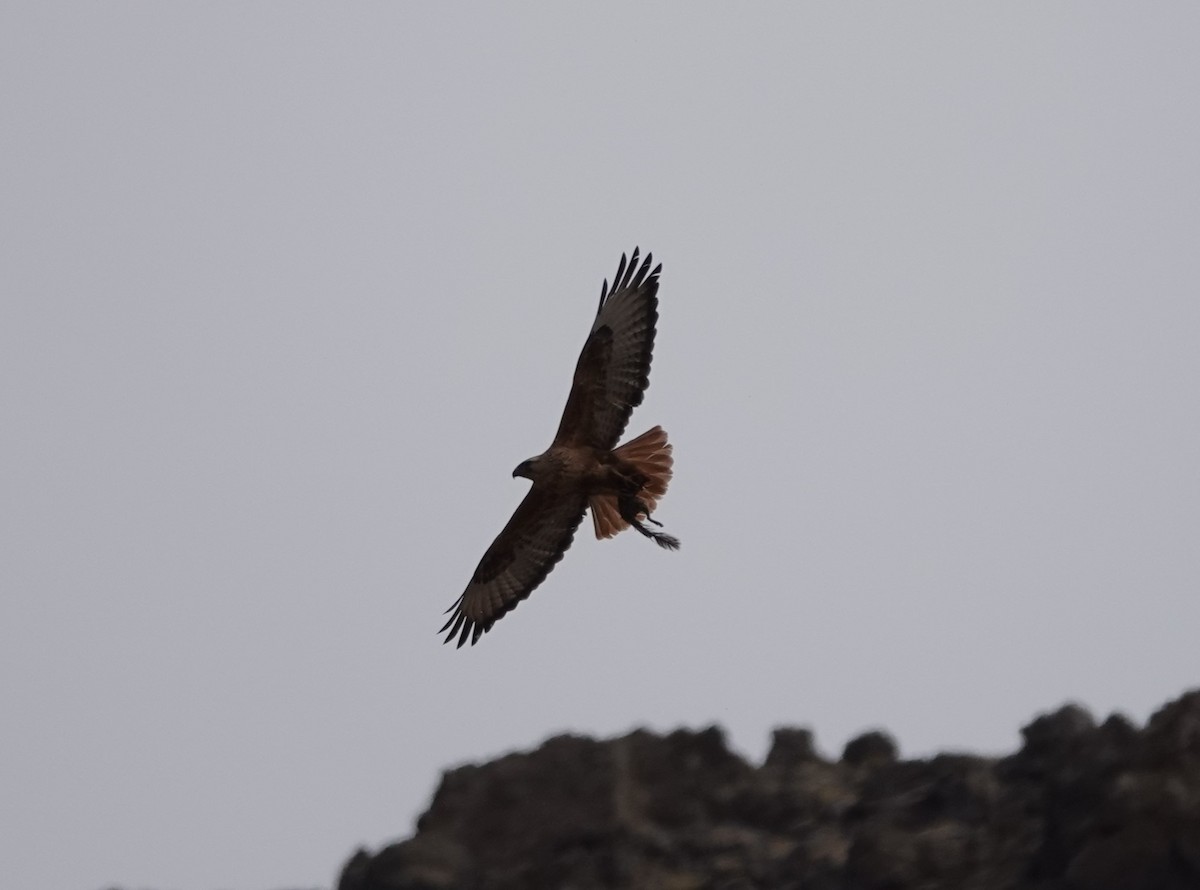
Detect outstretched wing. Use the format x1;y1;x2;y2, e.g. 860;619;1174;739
553;248;661;451
441;484;589;648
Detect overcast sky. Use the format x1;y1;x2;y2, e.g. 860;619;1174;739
3;5;1198;890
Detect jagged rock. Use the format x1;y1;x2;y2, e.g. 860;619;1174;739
341;690;1200;890
841;730;898;769
763;728;819;770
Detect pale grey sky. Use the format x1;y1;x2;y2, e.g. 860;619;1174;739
2;5;1198;890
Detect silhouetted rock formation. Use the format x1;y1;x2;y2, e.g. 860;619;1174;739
339;690;1200;890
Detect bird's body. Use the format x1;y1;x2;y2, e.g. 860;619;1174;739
441;249;678;648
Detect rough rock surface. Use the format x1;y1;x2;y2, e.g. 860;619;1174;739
339;690;1200;890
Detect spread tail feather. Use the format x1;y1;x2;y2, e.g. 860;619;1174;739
590;493;626;539
590;425;674;540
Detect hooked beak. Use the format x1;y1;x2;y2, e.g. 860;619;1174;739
513;460;531;479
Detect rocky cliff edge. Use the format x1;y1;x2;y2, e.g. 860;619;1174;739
339;691;1200;890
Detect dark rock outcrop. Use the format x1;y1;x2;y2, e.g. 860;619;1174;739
340;691;1200;890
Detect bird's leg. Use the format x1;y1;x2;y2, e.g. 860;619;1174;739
635;518;680;551
617;493;680;551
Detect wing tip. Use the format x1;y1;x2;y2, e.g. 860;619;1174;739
440;607;492;648
598;247;661;310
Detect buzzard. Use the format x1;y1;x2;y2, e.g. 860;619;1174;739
441;248;678;648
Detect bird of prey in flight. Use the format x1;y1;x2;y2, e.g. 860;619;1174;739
441;248;678;648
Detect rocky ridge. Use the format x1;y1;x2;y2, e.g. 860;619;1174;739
339;691;1200;890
